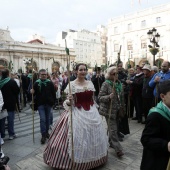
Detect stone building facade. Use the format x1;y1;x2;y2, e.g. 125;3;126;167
0;28;75;73
107;3;170;68
56;29;103;67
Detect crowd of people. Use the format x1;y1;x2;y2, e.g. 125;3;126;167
0;60;170;169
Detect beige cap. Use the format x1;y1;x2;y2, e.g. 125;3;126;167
142;64;151;71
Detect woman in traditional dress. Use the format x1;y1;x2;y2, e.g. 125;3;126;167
98;66;124;157
43;63;108;170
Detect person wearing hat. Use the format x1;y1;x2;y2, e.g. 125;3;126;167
141;64;154;124
91;67;105;103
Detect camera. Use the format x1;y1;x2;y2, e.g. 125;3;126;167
0;156;10;170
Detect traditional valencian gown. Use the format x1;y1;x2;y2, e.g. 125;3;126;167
43;80;108;170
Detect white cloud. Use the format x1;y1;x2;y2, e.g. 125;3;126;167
0;0;170;42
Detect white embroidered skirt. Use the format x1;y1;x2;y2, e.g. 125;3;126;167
43;105;108;170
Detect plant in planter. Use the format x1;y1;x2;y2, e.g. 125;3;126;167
149;48;159;55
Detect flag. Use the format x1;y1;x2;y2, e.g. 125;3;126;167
65;48;70;55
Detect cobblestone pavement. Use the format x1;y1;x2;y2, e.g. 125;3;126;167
2;105;144;170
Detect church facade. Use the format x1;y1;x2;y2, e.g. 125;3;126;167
0;28;75;73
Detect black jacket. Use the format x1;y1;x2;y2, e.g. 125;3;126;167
140;112;170;170
33;80;56;107
118;71;128;94
131;73;144;97
1;79;20;111
91;75;105;96
142;76;154;98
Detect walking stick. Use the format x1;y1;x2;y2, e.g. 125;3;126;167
31;52;35;143
65;39;75;170
16;104;21;123
107;84;115;135
107;45;122;135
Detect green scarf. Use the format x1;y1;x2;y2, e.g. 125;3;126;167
27;73;32;79
36;79;50;91
0;77;10;89
105;79;123;103
105;80;122;93
149;101;170;122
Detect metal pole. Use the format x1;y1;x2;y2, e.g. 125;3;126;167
153;39;156;66
153;54;155;66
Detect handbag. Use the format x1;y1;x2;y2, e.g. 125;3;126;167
0;110;8;120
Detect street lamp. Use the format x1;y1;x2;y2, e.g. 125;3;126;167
147;27;160;65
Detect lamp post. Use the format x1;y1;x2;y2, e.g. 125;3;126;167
147;27;160;66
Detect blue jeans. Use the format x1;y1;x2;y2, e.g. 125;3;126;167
50;109;53;125
38;105;51;135
0;112;15;138
7;111;15;137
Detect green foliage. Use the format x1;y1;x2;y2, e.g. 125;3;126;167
101;64;108;72
8;60;13;72
65;48;70;55
145;60;150;65
149;48;159;55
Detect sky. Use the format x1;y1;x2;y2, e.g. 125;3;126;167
0;0;170;43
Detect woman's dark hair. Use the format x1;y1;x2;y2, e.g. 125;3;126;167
39;69;46;74
75;63;87;71
158;80;170;95
1;69;9;79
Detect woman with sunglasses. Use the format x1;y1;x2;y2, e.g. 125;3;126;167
44;63;108;170
98;66;124;157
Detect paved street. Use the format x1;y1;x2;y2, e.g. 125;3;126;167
2;105;145;170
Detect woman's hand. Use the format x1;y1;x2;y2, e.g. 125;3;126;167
66;94;73;105
109;92;114;99
154;76;160;83
30;89;34;94
126;80;133;84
